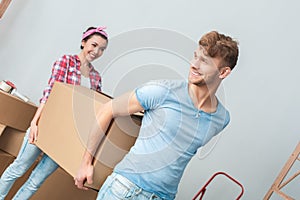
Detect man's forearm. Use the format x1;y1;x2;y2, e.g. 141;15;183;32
86;102;113;157
85;92;143;158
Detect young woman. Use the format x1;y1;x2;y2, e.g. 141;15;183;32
0;26;108;200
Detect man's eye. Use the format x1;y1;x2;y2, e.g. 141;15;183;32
200;58;207;63
194;52;198;59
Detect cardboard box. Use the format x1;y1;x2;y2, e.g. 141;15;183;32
0;90;37;134
36;82;142;190
0;150;15;175
32;167;98;200
0;127;25;157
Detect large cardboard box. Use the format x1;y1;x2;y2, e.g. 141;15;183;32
0;90;37;134
36;82;142;190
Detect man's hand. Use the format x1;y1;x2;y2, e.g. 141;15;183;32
74;159;94;190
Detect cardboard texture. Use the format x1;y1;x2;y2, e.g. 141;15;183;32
0;90;37;132
36;82;142;190
0;127;25;157
31;168;98;200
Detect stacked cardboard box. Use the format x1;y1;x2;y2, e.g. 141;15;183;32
0;89;37;157
0;89;38;199
36;82;142;190
0;89;37;135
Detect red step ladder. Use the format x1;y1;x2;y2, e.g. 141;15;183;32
192;171;244;200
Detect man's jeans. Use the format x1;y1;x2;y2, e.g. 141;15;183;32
0;129;58;200
96;172;163;200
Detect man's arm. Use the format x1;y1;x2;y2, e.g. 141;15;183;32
75;91;144;189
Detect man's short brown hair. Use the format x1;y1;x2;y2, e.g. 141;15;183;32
199;31;239;70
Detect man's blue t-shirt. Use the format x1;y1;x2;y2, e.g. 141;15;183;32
114;80;230;200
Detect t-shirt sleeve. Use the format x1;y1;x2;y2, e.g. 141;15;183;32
135;81;170;110
223;110;230;129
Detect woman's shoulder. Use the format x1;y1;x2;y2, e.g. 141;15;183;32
57;54;78;61
89;64;100;74
53;54;73;64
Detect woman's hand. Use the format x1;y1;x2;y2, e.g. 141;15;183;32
29;122;38;144
28;103;45;144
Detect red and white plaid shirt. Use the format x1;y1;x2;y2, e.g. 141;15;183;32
40;55;102;103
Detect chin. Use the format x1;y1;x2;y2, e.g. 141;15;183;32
188;75;201;83
189;77;206;85
87;57;94;63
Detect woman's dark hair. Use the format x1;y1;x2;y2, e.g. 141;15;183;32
80;27;108;49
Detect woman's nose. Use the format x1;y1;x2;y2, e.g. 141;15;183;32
95;48;103;56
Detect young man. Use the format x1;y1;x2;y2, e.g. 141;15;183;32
75;30;239;200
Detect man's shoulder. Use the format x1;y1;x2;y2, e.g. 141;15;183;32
146;79;186;89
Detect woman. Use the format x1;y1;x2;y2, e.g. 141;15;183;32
0;26;108;200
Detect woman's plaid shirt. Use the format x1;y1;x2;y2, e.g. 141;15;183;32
40;55;102;103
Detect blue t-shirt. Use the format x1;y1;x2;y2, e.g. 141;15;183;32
114;80;230;200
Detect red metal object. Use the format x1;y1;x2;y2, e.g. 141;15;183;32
192;171;244;200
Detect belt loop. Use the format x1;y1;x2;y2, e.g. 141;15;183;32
134;187;142;195
125;187;134;198
150;193;159;200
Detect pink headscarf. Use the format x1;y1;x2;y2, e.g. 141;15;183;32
82;26;108;40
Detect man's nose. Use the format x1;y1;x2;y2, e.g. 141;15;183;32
191;59;200;68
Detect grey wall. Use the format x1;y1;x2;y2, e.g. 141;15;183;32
0;0;299;199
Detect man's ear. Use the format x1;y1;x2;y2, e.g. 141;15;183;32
219;67;231;79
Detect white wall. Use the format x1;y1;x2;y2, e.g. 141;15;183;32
1;0;299;199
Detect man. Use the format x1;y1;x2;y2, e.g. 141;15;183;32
75;30;239;200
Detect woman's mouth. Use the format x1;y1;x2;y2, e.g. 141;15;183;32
89;54;96;59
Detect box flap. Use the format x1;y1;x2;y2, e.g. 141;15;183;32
0;123;6;136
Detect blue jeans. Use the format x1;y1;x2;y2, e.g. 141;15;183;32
0;129;58;200
96;172;163;200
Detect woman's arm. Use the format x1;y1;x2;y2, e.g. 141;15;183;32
28;103;45;144
31;56;70;143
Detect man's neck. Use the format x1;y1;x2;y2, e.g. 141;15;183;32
188;83;218;113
